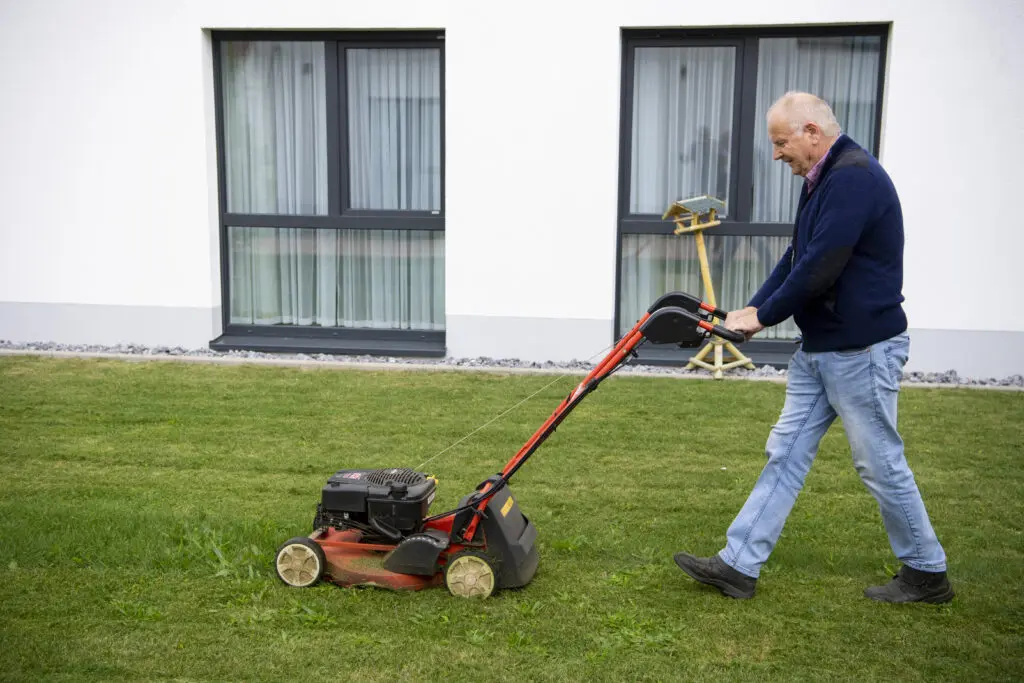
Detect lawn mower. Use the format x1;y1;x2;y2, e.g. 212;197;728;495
274;291;745;598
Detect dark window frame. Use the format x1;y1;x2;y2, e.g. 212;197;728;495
209;30;446;355
615;24;890;364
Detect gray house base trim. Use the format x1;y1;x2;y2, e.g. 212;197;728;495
0;301;221;349
903;328;1024;378
445;314;614;364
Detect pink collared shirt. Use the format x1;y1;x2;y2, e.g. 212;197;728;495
805;147;831;193
806;136;841;192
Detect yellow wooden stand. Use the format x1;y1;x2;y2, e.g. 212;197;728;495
662;197;755;379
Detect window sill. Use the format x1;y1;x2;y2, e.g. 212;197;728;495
208;334;446;358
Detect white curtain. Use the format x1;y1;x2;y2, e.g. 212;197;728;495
753;37;881;222
348;48;441;210
222;41;328;214
708;235;799;340
229;227;445;330
223;42;445;330
619;235;797;340
619;235;702;333
630;47;735;215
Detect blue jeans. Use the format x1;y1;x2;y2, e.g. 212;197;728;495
719;332;947;578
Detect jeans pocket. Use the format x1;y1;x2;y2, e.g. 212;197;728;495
835;346;870;357
883;338;910;389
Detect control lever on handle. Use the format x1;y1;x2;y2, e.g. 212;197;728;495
697;319;746;344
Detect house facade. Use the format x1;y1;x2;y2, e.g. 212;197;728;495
2;0;1021;377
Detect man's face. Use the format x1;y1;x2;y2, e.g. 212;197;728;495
768;116;822;177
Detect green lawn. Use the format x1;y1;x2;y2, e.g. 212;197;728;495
1;355;1022;682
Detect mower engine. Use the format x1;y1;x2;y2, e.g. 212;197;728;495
276;464;540;598
314;467;436;542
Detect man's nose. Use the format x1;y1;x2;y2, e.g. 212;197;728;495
773;148;784;161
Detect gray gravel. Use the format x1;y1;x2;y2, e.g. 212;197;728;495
1;339;1022;388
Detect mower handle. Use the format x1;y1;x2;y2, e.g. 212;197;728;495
646;291;728;321
445;295;747;543
696;319;746;344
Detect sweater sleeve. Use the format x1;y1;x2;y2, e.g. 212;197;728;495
747;245;793;309
756;170;877;327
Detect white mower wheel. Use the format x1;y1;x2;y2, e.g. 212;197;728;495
444;550;497;599
274;537;326;588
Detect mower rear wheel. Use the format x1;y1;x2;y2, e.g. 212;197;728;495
444;550;497;599
274;537;326;588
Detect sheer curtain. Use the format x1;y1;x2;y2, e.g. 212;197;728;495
618;235;793;338
709;235;797;339
222;41;328;214
753;37;881;222
619;234;699;335
347;48;441;210
223;42;444;331
622;47;740;336
229;227;444;329
630;47;735;215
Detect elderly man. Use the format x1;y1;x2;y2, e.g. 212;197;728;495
673;92;953;604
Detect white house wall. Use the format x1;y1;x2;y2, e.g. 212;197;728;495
0;0;1021;376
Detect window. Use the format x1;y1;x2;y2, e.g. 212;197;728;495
617;26;887;361
211;32;445;355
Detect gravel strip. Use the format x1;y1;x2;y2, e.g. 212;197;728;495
2;340;1022;389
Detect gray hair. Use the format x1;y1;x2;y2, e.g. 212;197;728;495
767;91;842;137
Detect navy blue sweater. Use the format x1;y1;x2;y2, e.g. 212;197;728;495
749;135;908;352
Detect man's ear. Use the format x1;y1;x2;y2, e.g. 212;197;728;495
804;122;822;142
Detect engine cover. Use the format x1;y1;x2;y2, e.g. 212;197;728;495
319;468;436;535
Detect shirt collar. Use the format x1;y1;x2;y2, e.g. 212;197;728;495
805;139;837;192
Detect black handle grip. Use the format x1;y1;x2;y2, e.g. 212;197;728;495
698;320;746;344
698;302;729;320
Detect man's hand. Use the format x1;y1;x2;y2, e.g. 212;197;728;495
725;306;757;328
724;307;765;340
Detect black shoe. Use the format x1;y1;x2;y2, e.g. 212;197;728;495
673;552;756;599
864;565;955;604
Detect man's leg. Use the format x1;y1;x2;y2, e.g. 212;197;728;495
818;333;953;603
718;347;838;576
674;348;837;597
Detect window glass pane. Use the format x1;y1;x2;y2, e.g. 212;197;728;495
619;234;797;340
752;36;881;222
347;48;442;211
630;47;735;216
619;234;701;335
228;227;445;331
221;42;328;215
